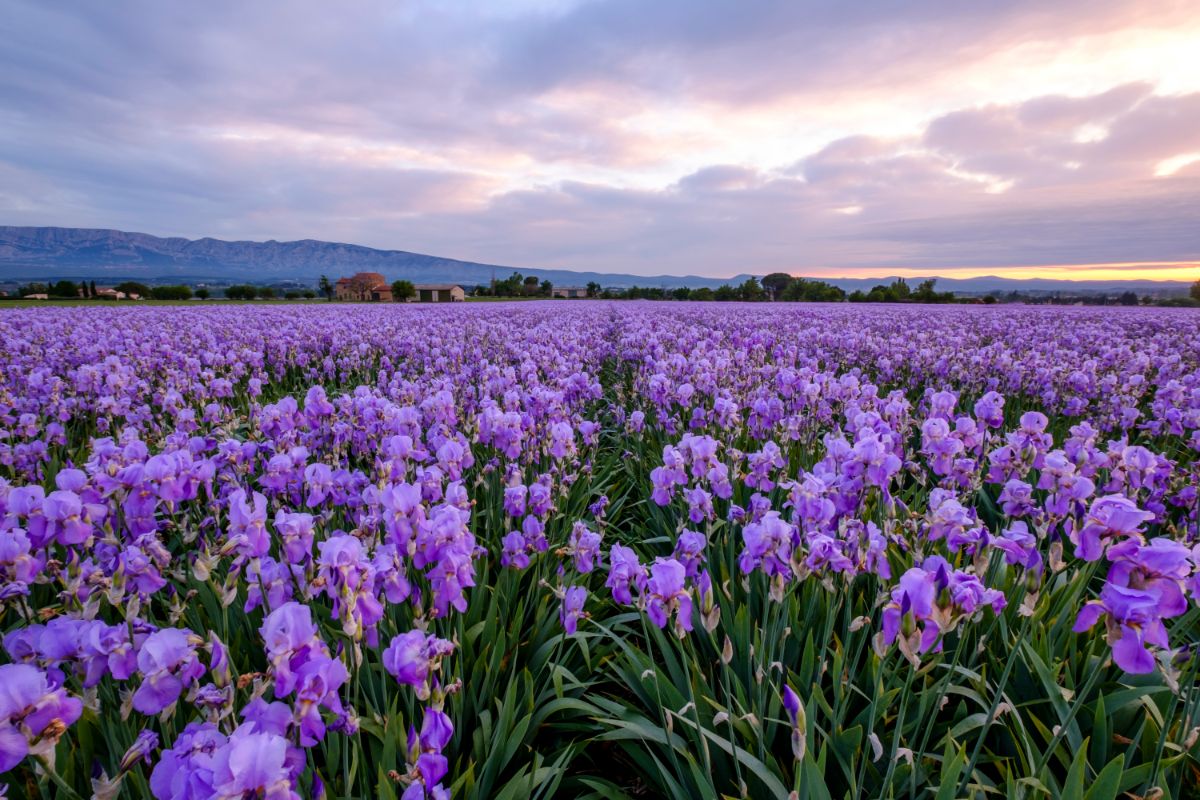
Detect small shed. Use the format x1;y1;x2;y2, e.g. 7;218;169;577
410;284;465;303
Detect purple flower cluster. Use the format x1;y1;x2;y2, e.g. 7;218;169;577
0;301;1198;794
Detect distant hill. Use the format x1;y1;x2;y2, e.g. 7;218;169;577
0;226;746;289
0;226;1191;295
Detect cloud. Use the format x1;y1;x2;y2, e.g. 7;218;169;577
0;1;1198;277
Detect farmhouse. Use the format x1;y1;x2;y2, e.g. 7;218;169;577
552;286;588;298
334;272;392;302
409;284;465;303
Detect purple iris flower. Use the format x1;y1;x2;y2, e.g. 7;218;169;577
503;484;527;517
0;528;44;595
645;558;693;636
43;489;95;546
274;510;315;563
420;708;454;752
0;663;83;772
149;722;225;799
560;585;588;635
527;482;553;516
738;512;795;578
522;515;548;553
548;422;575;459
227;488;270;559
588;494;609;519
260;602;326;697
672;529;707;579
133;628;206;715
973;391;1005;429
209;726;304;800
685;487;714;524
991;521;1043;573
568;522;602;574
881;561;959;658
1071;494;1155;562
606;544;647;605
1074;583;1165;674
998;479;1035;518
291;655;349;746
240;698;294;738
500;531;530;570
304;462;335;507
383;630;454;700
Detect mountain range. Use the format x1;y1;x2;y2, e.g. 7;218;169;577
0;226;1192;295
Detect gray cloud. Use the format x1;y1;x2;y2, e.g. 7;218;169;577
0;1;1197;275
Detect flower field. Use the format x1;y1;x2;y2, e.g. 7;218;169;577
1;302;1198;799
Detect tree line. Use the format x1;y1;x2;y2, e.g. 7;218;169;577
13;280;199;300
471;273;555;298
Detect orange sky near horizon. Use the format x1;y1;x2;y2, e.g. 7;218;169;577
793;262;1200;283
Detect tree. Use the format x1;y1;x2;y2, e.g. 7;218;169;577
80;281;90;298
391;280;415;302
224;285;258;300
692;287;714;301
195;288;211;300
490;272;525;297
89;280;97;298
1191;279;1200;302
713;284;737;301
284;290;302;300
150;285;193;300
738;278;765;301
671;287;692;301
257;286;275;300
761;272;793;300
302;289;316;299
319;275;333;301
586;281;601;298
540;280;553;296
49;280;78;298
1118;291;1139;306
116;281;151;298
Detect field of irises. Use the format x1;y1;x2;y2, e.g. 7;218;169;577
0;302;1198;799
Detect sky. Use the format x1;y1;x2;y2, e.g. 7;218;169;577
1;1;1199;281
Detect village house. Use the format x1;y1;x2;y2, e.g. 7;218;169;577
334;272;392;302
409;284;465;303
552;286;588;299
332;274;465;302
